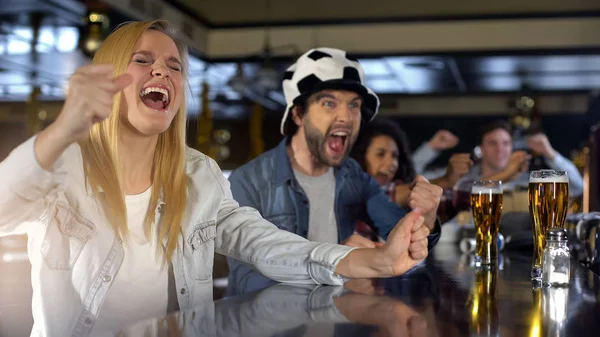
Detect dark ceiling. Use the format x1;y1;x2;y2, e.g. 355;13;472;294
0;0;599;117
334;53;600;94
167;0;600;27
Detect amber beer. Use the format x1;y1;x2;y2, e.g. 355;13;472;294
471;181;503;266
529;170;569;279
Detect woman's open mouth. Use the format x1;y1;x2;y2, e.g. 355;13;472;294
139;85;170;111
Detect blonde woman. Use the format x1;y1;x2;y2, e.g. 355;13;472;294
0;21;430;337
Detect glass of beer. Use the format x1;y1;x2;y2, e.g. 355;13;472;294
529;170;569;280
471;181;503;266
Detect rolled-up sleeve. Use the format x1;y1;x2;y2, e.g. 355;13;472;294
308;244;355;285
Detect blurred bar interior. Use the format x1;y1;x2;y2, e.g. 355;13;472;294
1;0;600;335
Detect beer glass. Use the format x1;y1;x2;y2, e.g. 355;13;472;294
529;170;569;280
471;181;503;266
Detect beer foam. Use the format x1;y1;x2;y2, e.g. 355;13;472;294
471;186;503;194
529;175;569;183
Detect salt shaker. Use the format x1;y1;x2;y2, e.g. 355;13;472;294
542;228;570;287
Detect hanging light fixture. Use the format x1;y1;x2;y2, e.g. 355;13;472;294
255;61;279;93
227;63;248;94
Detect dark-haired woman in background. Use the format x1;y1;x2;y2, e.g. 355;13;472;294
351;118;416;202
352;118;471;201
351;118;472;238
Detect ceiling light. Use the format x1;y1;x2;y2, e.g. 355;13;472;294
255;66;280;92
227;63;248;93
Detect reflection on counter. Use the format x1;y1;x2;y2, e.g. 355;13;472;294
112;244;600;337
468;267;499;337
543;287;569;336
530;286;570;337
117;284;434;337
459;252;508;272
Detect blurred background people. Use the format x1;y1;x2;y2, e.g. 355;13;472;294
413;129;460;175
351;117;473;204
458;120;584;197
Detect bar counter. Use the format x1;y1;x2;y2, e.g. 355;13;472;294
117;243;600;337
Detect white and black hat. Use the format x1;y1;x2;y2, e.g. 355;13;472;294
280;47;380;135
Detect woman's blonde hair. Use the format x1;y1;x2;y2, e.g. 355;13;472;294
79;20;189;261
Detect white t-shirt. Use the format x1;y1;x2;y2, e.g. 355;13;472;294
90;187;168;336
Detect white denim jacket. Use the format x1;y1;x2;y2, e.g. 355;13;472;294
0;136;354;337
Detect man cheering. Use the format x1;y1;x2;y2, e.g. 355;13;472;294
226;48;443;295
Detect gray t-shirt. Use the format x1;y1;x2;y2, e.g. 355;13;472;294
293;167;338;244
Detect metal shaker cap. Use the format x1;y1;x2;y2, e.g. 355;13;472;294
547;228;568;242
